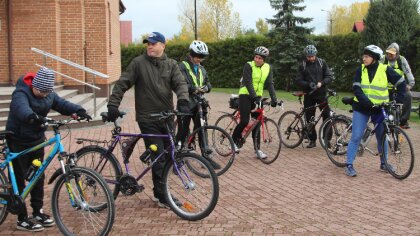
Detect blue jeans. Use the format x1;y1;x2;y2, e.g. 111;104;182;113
346;110;387;165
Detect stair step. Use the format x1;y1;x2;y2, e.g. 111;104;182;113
0;85;65;100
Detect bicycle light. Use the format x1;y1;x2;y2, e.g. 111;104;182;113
388;114;394;121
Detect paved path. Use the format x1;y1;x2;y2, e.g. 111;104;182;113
1;90;420;235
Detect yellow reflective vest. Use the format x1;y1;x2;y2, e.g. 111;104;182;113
182;61;203;87
239;61;270;96
354;63;389;105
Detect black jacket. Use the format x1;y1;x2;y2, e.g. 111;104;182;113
295;58;333;98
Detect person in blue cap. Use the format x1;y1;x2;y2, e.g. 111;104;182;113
107;32;189;208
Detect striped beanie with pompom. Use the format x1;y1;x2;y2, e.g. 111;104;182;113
32;67;55;93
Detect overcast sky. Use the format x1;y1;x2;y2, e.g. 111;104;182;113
120;0;362;41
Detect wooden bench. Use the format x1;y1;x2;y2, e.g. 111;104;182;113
411;91;420;116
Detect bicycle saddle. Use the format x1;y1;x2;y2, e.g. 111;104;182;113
292;91;306;97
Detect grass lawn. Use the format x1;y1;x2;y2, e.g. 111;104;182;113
212;88;419;125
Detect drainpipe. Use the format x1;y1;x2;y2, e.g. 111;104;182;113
7;0;13;85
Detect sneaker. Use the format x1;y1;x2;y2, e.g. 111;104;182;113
234;144;240;153
306;140;316;148
255;150;267;159
17;219;44;232
345;164;357;177
206;158;221;170
32;211;55;227
155;196;182;209
380;163;395;172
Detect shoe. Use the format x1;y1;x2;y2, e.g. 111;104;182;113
32;211;55;227
255;150;267;159
17;219;44;232
155;195;182;209
233;144;240;153
380;163;395;172
206;158;221;170
345;164;357;177
306;140;316;148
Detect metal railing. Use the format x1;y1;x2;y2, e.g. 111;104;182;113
31;47;109;117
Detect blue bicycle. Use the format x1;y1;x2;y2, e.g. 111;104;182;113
0;117;115;235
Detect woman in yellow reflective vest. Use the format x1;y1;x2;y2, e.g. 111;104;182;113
344;45;406;177
231;46;278;158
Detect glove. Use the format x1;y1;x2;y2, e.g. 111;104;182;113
28;113;46;124
309;82;317;90
76;110;92;122
253;96;262;107
270;100;278;108
201;86;209;93
107;106;121;122
177;99;190;113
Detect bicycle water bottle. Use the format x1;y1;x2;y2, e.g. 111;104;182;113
25;159;42;181
139;144;158;163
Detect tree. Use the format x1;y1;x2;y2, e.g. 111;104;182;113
361;0;420;50
177;0;242;42
327;2;369;35
267;0;313;91
256;18;269;35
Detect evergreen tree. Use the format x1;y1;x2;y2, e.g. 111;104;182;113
361;0;420;51
267;0;313;91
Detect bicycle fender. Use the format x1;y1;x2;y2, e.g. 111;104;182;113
47;168;63;184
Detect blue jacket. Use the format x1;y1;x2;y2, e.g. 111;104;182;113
6;73;84;143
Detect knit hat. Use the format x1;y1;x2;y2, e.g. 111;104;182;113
32;67;55;93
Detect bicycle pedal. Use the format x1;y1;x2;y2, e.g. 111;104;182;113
136;184;145;192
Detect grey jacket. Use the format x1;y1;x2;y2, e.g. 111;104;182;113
380;42;415;87
108;53;189;123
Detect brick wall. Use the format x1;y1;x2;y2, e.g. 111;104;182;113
0;0;9;85
120;20;132;46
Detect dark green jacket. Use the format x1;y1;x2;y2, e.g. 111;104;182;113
108;53;189;122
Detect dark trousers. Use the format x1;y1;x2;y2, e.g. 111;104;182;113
389;90;412;124
138;121;171;199
303;95;331;141
232;95;260;147
175;105;207;148
7;139;45;221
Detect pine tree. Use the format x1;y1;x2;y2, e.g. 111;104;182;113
267;0;313;91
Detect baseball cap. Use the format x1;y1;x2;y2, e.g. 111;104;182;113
386;48;397;55
143;32;166;44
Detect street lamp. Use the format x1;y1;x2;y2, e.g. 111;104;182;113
321;9;333;36
194;0;198;40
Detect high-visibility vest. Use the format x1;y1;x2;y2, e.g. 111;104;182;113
354;63;389;105
182;61;203;87
239;61;270;96
384;56;404;90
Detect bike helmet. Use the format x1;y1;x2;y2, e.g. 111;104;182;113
189;40;209;57
363;45;383;60
254;46;269;58
304;45;317;56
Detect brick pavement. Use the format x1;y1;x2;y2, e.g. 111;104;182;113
1;89;420;235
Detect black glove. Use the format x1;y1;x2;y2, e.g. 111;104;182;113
107;106;121;122
201;86;209;93
76;110;92;122
253;96;261;107
177;99;190;113
28;113;46;125
270;100;278;107
309;82;317;90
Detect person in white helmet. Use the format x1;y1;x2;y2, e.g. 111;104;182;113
344;45;406;177
231;46;278;158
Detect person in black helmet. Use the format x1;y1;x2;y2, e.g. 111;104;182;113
231;46;278;158
295;45;333;148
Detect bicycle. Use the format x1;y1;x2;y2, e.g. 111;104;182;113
74;111;219;221
277;89;340;149
0;117;115;235
324;97;415;180
176;92;236;176
214;97;282;164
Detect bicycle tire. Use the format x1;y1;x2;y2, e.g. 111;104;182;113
186;125;235;176
382;126;415;180
318;115;352;149
254;118;281;164
163;152;219;221
75;145;123;199
277;111;304;148
0;171;8;225
51;166;115;236
214;114;238;137
323;117;352;167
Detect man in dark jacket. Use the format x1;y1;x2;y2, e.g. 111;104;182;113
6;67;91;231
106;32;189;208
295;45;333;148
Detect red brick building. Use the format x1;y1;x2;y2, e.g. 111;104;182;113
120;20;132;46
0;0;126;96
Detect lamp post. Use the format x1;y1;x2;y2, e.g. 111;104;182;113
321;9;333;36
194;0;198;40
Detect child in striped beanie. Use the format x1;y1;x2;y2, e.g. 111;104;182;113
32;67;55;93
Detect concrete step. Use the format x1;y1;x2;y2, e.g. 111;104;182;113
0;100;11;109
0;85;64;100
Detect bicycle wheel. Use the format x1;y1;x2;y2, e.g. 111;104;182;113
318;115;351;149
324;118;352;167
254;118;281;164
75;146;123;199
186;125;235;176
0;171;9;225
277;111;304;148
214;114;237;137
382;126;414;180
163;152;219;221
51;167;115;236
